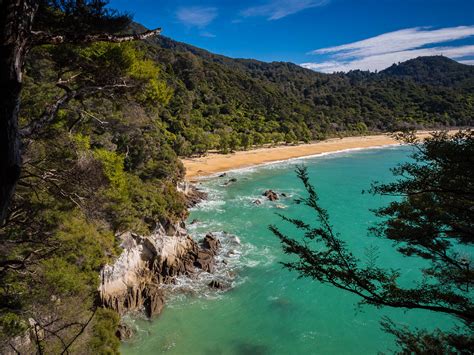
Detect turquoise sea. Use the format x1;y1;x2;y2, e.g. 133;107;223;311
122;146;459;355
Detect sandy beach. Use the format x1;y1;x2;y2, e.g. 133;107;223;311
182;131;455;179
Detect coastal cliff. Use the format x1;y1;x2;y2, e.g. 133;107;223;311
99;186;218;318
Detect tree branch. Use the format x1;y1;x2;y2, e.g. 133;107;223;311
20;83;131;137
60;309;96;355
30;28;162;46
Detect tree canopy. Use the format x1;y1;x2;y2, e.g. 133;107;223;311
0;0;161;224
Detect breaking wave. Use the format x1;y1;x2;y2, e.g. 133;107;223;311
161;229;277;307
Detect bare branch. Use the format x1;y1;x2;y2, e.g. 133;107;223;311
60;309;96;355
31;28;162;46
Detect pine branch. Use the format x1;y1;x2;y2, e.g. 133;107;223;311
30;28;162;46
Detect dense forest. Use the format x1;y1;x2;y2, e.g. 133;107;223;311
1;16;473;353
137;24;474;155
17;23;474;159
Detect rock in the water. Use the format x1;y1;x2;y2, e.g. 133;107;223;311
194;234;221;273
263;190;279;201
208;280;222;289
143;285;165;317
116;323;134;340
195;250;214;273
281;193;288;198
202;233;221;254
219;173;227;177
253;199;262;205
224;178;237;186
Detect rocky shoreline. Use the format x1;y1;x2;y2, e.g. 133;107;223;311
98;183;221;338
99;223;221;316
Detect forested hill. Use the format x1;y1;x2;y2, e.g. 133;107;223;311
147;28;474;88
125;26;474;155
381;56;474;88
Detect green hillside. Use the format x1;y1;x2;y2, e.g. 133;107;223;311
381;55;474;88
134;29;474;155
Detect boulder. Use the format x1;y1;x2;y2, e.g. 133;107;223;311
194;250;214;273
116;323;134;340
208;279;232;291
178;182;208;208
186;188;208;208
143;286;165;317
201;233;221;255
263;190;279;201
223;178;237;186
194;234;221;273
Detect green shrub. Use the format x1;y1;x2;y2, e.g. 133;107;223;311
88;308;121;355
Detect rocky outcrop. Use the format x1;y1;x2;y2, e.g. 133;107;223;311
116;323;134;341
208;280;223;289
263;190;279;201
99;223;220;317
177;182;208;208
194;234;221;273
3;331;32;355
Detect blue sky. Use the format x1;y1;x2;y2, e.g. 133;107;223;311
109;0;474;72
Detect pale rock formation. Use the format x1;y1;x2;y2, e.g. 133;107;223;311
99;222;219;317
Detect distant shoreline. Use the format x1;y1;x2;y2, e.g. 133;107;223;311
181;130;458;180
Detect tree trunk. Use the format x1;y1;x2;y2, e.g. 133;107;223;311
0;0;39;224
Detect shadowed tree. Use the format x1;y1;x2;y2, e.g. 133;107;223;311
271;131;473;353
0;0;161;224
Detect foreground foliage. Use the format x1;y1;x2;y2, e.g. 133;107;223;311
272;131;473;352
0;37;186;353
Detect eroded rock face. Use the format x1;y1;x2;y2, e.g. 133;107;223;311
99;223;219;317
193;234;220;273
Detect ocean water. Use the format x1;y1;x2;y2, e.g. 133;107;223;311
121;146;459;355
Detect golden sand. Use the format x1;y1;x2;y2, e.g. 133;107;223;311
182;131;456;180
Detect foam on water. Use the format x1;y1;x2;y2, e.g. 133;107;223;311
159;231;243;300
156;225;278;308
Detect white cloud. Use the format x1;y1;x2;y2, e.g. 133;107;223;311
303;26;474;73
460;59;474;65
241;0;328;20
176;6;217;28
200;31;216;38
